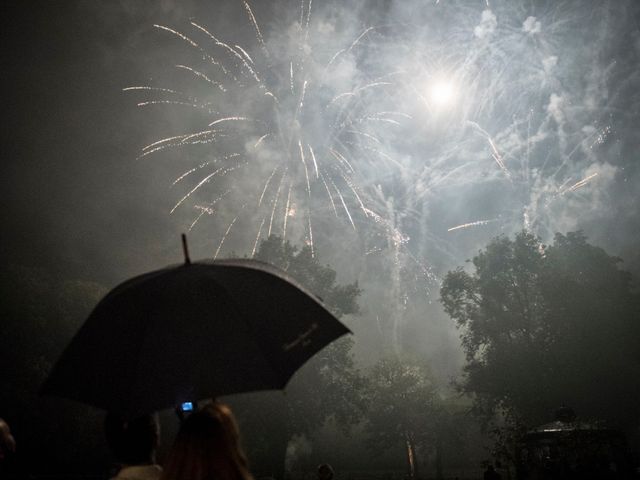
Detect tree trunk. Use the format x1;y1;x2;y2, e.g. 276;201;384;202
405;432;418;480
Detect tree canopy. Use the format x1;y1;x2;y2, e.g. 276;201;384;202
364;356;438;478
363;356;486;480
253;236;361;319
365;356;438;451
440;231;640;434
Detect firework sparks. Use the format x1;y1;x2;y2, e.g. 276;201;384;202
127;1;403;256
125;1;630;319
393;0;628;244
447;219;498;232
561;173;599;195
119;0;637;357
214;212;241;260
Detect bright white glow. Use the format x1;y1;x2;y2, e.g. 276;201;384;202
429;81;456;107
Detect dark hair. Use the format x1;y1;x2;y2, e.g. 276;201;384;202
104;413;159;465
161;402;253;480
318;463;334;480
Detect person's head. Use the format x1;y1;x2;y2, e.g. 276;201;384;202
161;402;252;480
317;463;334;480
104;412;160;465
0;419;16;461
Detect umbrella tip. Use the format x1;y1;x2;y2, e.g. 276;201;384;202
181;233;191;265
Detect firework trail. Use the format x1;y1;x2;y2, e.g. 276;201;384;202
560;173;599;195
447;219;498;232
126;1;404;256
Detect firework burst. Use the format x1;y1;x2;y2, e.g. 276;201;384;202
373;0;631;251
126;1;405;257
120;0;639;354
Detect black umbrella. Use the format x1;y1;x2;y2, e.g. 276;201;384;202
41;248;350;417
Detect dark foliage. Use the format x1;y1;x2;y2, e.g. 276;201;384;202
0;265;109;474
440;231;640;446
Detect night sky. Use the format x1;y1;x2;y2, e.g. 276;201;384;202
3;0;639;375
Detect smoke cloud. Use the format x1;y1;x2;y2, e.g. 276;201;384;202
4;0;640;378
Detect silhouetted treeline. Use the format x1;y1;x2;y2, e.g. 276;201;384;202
441;231;640;464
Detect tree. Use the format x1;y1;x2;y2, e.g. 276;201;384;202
440;231;640;453
364;356;440;479
226;235;366;479
363;356;483;480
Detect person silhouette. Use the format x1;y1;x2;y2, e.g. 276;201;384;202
104;412;162;480
483;464;501;480
317;464;334;480
161;402;253;480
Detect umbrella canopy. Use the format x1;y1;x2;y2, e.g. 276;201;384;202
41;259;350;417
